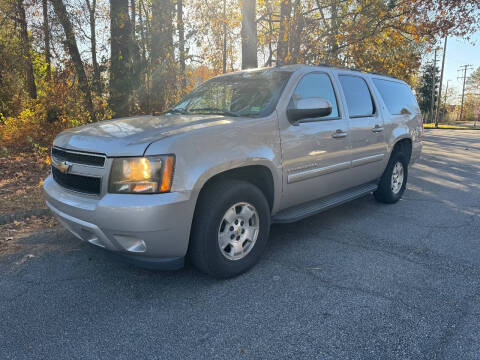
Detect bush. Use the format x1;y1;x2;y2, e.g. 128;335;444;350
0;75;111;153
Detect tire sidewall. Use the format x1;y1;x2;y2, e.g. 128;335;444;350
386;152;408;202
193;181;270;277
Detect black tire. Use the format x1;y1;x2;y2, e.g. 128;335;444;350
374;151;408;204
189;179;271;278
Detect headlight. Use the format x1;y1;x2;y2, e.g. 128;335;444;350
108;155;175;194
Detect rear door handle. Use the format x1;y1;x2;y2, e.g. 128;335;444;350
332;129;348;138
372;125;384;133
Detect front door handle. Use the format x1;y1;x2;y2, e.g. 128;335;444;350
372;124;384;133
332;129;348;138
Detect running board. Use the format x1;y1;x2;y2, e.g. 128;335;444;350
272;183;378;223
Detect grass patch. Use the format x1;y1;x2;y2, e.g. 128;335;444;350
424;123;480;130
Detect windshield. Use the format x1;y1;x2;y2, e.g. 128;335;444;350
168;70;292;117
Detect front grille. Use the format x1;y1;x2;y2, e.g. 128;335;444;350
52;167;101;195
52;147;105;167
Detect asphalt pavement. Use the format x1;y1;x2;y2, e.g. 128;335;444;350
1;129;480;359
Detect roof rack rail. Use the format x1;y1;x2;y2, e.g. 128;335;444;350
315;62;398;80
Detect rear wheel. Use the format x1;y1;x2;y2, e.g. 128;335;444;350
374;151;408;204
189;179;270;278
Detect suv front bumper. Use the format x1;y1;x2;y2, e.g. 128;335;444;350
44;175;196;269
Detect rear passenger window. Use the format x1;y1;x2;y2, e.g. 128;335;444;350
292;73;339;118
373;79;418;115
338;75;375;117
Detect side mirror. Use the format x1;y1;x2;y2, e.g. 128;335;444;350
287;97;333;123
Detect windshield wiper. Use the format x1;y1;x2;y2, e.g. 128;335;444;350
188;107;240;117
165;108;187;115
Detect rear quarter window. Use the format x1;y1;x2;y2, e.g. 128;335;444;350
373;79;418;115
338;75;375;118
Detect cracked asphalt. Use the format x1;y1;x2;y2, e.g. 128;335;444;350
1;129;480;359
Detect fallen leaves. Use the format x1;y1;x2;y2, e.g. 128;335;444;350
0;215;58;255
0;152;50;215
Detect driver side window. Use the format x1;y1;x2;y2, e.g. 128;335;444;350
292;73;339;118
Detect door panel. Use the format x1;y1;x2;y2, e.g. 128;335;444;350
337;74;387;185
348;116;386;184
278;72;352;210
280;120;351;209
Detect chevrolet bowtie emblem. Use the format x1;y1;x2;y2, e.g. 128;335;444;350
52;157;72;174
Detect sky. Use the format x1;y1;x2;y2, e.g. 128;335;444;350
428;31;480;104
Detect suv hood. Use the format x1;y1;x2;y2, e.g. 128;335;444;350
53;114;233;156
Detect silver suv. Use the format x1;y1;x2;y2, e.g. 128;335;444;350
44;65;423;277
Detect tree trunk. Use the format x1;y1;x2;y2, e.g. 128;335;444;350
130;0;135;29
50;0;95;121
277;0;292;65
177;0;186;92
241;0;257;69
17;0;37;99
110;0;132;117
86;0;102;96
138;0;150;112
138;1;147;68
151;0;174;112
328;0;339;64
289;0;303;64
130;0;141;93
265;0;273;67
42;0;51;81
222;0;227;73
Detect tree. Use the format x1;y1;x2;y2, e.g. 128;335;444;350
222;0;227;73
277;0;292;65
241;0;257;69
190;0;240;75
85;0;102;96
467;67;480;93
177;0;186;91
50;0;96;121
16;0;37;99
42;0;51;81
466;67;480;124
2;0;480;149
0;0;26;116
288;0;304;64
110;0;133;117
151;0;175;112
416;64;439;119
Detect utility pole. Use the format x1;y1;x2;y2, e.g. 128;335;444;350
443;80;450;105
458;65;473;122
435;37;447;128
443;80;450;121
429;49;439;123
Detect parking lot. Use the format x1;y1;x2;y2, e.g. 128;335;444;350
1;129;480;359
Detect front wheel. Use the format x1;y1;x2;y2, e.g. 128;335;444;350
374;152;408;204
189;180;271;278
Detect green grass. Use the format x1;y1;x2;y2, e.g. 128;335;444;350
424;123;480;130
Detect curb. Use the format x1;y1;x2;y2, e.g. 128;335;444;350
424;127;480;131
0;208;51;226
